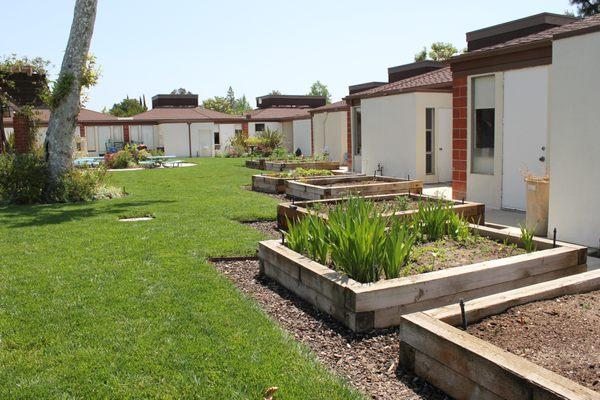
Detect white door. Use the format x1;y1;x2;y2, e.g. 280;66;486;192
195;129;213;157
502;67;549;210
437;108;452;182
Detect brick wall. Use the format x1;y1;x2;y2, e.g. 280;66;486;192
310;117;314;155
123;124;130;143
452;76;467;201
346;108;352;168
79;124;86;137
13;114;31;154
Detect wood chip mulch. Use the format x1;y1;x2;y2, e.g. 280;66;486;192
213;259;450;400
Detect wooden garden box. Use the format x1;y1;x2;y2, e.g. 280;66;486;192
276;193;485;230
285;175;423;200
399;269;600;400
264;160;340;172
258;224;587;332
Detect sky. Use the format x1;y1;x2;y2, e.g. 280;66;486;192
1;0;576;111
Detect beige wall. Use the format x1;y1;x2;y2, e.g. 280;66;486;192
548;30;600;247
312;110;348;162
360;92;451;181
292;119;311;156
281;121;293;152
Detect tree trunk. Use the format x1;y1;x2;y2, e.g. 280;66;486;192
45;0;97;181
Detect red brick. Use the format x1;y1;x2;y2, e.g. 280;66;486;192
453;171;466;182
453;97;467;108
453;160;466;171
13;114;31;154
453;118;467;129
453;138;467;150
123;124;130;143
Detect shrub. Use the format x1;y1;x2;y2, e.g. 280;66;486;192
52;167;108;202
256;128;283;155
104;150;134;169
273;168;334;178
137;149;151;161
381;218;415;279
0;153;118;204
0;153;49;204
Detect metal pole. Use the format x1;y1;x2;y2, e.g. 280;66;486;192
460;299;468;330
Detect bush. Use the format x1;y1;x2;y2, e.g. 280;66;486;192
104;150;134;169
0;153;49;204
53;167;108;202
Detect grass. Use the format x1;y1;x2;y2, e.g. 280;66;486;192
0;158;363;399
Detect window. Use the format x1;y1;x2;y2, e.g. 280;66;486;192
213;131;220;145
425;108;435;174
352;107;362;155
255;123;265;132
471;76;495;175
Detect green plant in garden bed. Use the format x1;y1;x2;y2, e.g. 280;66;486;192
520;224;536;253
269;168;334;179
285;197;507;283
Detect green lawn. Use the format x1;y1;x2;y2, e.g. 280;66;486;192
0;158;362;399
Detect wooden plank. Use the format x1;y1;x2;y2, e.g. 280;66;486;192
401;313;599;399
352;246;579;312
426;268;600;326
412;347;503;400
371;265;584;328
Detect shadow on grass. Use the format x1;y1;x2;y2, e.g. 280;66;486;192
0;200;174;228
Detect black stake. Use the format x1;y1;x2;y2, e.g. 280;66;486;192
553;228;557;248
280;230;285;245
460;299;468;330
462;197;465;205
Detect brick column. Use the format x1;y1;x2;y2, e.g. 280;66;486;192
346;108;352;168
13;114;31;154
123;124;130;143
79;124;86;137
310;116;314;155
452;76;468;201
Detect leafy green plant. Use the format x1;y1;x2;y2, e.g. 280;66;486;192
412;200;472;243
520;224;536;253
328;197;387;283
381;218;415;279
284;214;329;265
0;153;49;204
256;128;283;154
394;195;410;211
272;168;334;179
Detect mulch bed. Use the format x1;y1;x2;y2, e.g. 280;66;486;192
242;185;288;201
213;259;450;400
240;220;280;240
467;291;600;392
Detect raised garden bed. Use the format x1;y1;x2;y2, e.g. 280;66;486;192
258;224;587;332
399;269;600;399
277;193;485;230
286;175;423;200
245;159;266;170
264;160;340;172
252;170;356;194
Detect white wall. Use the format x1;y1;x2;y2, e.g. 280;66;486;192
158;123;190;157
248;121;282;137
361;93;416;178
281;121;294;152
216;123;240;152
83;125;124;155
292;119;311;156
548;31;600;247
312;110;348;163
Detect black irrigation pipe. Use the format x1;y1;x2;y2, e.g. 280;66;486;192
459;299;468;330
553;227;557;248
208;255;259;263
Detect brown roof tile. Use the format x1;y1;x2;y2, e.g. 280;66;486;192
345;67;453;100
246;107;311;121
309;101;349;114
131;107;244;123
3;108;120;126
464;14;600;55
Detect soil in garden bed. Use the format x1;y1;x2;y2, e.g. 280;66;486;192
467;291;600;392
213;259;449;400
406;237;526;275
